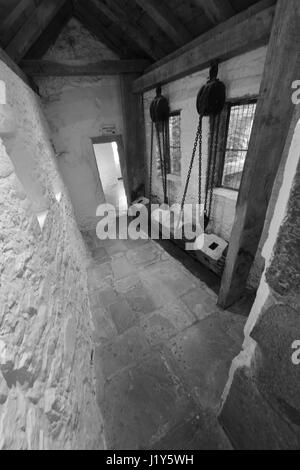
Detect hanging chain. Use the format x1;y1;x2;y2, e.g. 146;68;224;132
207;115;220;220
205;117;215;218
198;120;202;206
149;121;154;204
155;122;169;204
180;117;203;212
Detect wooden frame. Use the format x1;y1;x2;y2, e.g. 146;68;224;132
218;0;300;308
213;98;258;191
20;60;150;77
91;135;130;207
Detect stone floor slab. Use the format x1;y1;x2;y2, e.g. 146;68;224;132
124;285;156;316
181;288;220;321
141;301;196;347
83;229;246;449
151;411;232;450
111;255;135;280
100;352;196;450
109;300;139;335
165;317;242;410
95;326;150;379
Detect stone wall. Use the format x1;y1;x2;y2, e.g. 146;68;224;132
219;110;300;449
143;47;267;288
0;60;105;449
36;19;125;231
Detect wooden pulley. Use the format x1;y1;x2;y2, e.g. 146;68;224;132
150;86;170;123
196;63;226;117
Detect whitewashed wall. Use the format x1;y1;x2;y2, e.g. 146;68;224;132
37;19;124;231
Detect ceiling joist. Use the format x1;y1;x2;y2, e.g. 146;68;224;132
20;59;150;76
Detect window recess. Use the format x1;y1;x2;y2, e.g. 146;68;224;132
213;99;257;192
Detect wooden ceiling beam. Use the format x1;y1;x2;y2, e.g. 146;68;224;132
133;4;275;93
74;2;131;59
133;0;193;47
194;0;235;24
0;0;44;48
88;0;164;61
5;0;68;63
24;0;73;59
20;59;150;76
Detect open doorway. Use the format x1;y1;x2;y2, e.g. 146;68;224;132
92;135;128;215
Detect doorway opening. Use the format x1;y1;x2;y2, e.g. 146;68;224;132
92;136;128;215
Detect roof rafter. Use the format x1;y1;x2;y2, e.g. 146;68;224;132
74;0;141;59
194;0;235;25
133;0;193;47
0;0;44;48
133;4;275;93
25;0;73;59
5;0;69;63
87;0;165;61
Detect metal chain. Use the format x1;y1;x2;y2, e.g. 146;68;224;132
156;122;168;204
198;120;202;206
180;117;203;212
149;121;154;204
208;115;220;219
205;117;215;218
162;121;168;204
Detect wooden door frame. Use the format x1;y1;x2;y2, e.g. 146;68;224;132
91;134;130;206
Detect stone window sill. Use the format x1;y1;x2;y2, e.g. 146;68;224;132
213;187;238;202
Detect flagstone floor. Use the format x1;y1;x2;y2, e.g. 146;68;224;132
82;229;247;450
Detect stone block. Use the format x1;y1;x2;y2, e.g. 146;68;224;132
266;162;300;297
219;366;300;449
0;372;9;404
251;304;300;416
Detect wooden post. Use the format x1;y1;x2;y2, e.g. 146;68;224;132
120;74;146;203
218;0;300;308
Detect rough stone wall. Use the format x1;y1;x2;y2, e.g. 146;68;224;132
0;61;105;449
36;18;124;231
143;47;267;287
219;111;300;449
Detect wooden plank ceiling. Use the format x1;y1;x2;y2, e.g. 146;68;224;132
0;0;264;67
